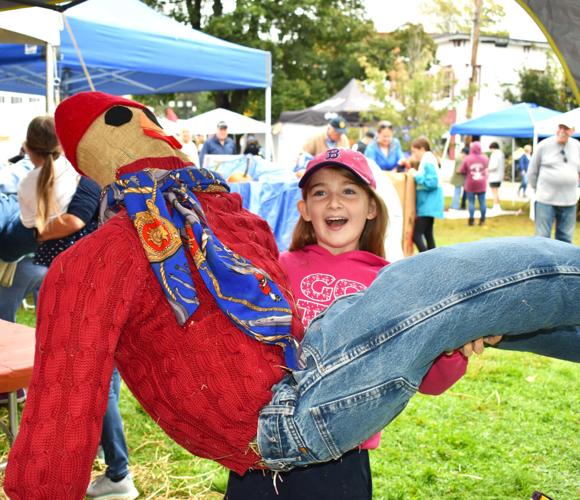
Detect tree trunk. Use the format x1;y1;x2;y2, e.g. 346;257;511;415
466;0;483;119
185;0;202;30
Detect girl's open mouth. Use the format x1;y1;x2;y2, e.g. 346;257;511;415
325;217;348;228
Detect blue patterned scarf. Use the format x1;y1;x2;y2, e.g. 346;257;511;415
105;166;298;368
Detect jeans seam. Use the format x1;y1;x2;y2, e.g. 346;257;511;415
309;266;580;382
310;377;417;460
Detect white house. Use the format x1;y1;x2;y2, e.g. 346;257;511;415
433;33;552;123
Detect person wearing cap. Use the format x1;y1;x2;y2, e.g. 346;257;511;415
363;121;406;172
302;115;350;157
198;120;237;167
528;121;580;243
226;148;468;499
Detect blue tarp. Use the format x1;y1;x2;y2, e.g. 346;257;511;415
0;0;271;95
229;181;302;252
450;103;561;138
219;156;300;251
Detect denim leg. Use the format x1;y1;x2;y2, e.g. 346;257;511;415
451;186;462;209
534;201;555;238
258;237;580;470
0;194;37;262
554;205;576;243
101;368;130;481
477;192;486;220
466;192;476;220
0;257;47;322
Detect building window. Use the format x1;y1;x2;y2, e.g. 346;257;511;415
442;66;455;99
11;97;22;104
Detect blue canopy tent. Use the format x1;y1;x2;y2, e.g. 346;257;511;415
0;0;273;155
450;102;560;138
0;0;271;95
449;102;561;196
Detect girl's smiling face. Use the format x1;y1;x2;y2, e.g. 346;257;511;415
298;167;377;255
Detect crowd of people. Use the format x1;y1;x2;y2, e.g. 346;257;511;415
299;114;578;249
0;103;578;500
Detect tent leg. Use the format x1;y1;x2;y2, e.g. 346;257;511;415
265;86;272;162
46;42;56;114
511;138;516;208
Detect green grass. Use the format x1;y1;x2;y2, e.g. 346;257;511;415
2;207;579;499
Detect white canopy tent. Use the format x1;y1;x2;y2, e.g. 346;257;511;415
184;108;268;135
534;108;580;138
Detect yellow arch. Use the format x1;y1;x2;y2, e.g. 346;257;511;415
514;0;580;105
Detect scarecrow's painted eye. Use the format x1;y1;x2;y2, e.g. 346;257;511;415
105;106;133;126
143;107;162;129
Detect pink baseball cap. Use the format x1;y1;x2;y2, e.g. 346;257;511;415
299;148;376;189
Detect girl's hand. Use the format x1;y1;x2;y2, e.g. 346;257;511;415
458;336;503;357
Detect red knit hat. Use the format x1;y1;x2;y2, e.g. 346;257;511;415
54;91;147;174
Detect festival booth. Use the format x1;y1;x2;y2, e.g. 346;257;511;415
449;102;561;184
275;79;380;169
0;0;274;155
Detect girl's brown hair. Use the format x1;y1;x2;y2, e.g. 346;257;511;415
410;136;431;151
289;167;388;258
25;116;62;233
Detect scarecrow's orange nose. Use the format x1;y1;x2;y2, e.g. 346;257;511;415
140;113;182;150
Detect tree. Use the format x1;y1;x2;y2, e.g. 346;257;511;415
141;1;411;120
361;28;451;153
422;0;506;36
502;63;575;111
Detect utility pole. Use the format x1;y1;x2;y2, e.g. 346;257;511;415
466;0;483;119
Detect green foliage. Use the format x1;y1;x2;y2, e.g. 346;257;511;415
502;63;575;111
361;25;450;153
139;1;437;121
422;0;506;35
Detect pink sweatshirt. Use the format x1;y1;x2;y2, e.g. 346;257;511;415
279;244;468;449
459;141;489;193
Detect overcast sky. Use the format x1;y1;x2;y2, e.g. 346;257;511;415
364;0;546;42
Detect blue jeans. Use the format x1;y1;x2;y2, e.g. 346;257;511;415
534;201;577;244
0;193;38;262
102;368;130;481
257;237;580;470
0;257;47;322
466;191;486;221
450;185;462;210
519;173;528;194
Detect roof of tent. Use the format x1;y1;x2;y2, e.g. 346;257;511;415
184;108;268;135
279;79;380;126
0;0;271;96
534;108;580;137
450;103;561;138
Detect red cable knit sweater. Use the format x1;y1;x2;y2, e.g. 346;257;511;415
4;191;303;500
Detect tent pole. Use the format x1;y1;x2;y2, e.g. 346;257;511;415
45;42;56;114
265;86;272;161
511;137;516;207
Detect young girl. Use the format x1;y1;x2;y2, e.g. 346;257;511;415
17;115;98;267
409;137;444;252
226;149;472;499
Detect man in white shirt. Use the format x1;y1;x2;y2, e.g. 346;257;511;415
528;120;580;243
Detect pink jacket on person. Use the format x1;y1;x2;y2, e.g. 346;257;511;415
460;141;489;193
